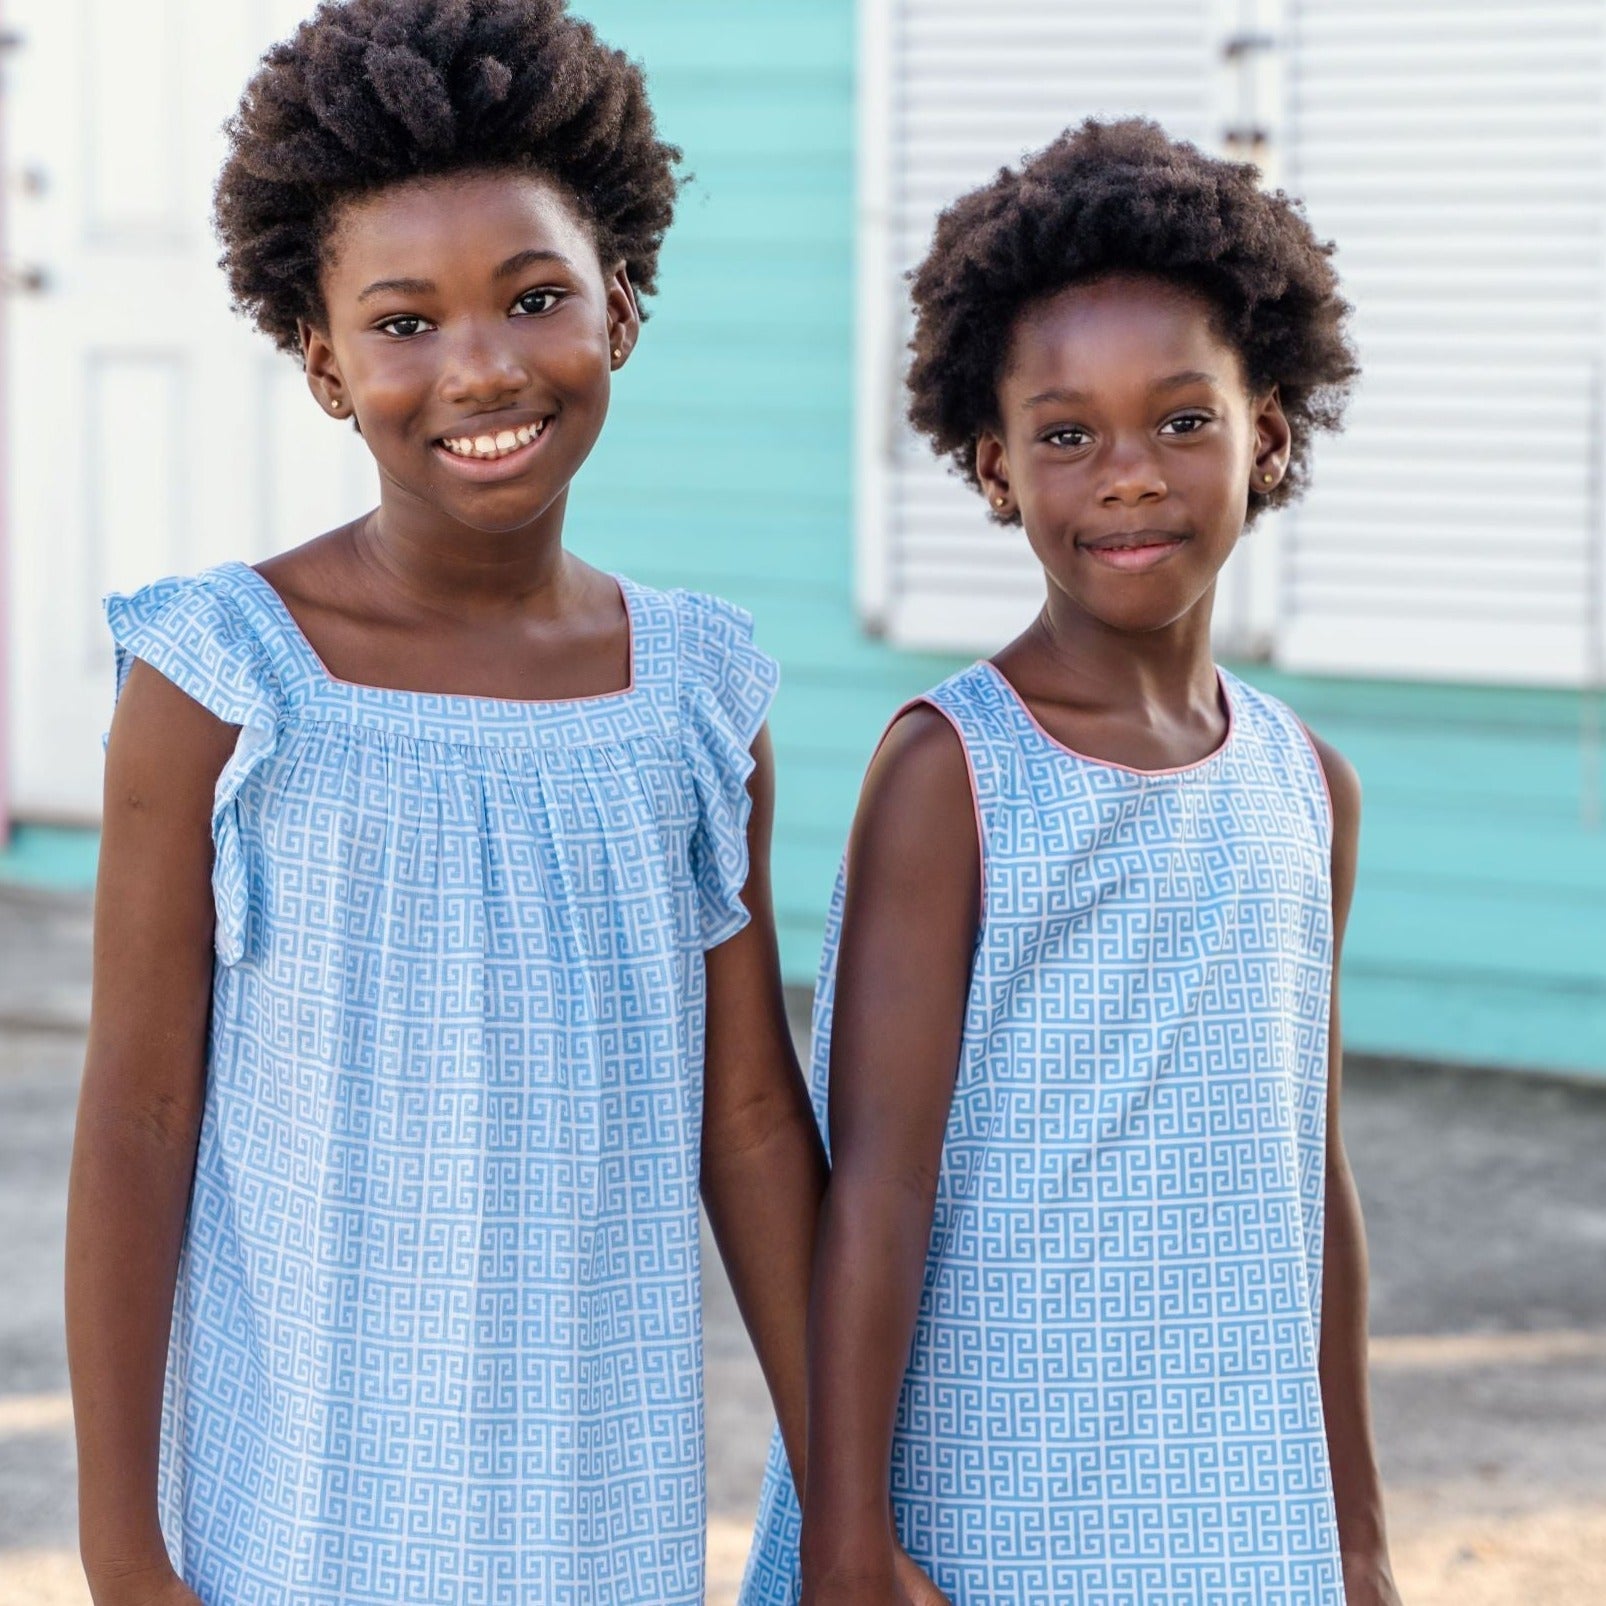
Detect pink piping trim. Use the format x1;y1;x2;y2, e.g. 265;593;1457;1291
865;698;986;912
982;659;1235;777
235;562;638;706
1296;719;1336;838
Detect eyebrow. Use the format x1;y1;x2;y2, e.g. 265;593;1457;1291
355;249;576;303
1021;370;1224;408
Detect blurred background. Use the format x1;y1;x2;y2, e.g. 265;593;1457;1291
0;1;1602;1601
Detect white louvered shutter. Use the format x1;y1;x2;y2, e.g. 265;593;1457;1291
1278;0;1606;687
858;0;1218;651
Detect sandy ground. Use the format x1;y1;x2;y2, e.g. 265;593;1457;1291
4;891;1604;1601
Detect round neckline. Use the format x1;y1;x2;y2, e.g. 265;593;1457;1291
980;659;1236;777
225;561;640;710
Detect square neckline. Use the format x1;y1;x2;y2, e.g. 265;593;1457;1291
224;560;640;712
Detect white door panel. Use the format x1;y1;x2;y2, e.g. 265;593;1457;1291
5;0;375;818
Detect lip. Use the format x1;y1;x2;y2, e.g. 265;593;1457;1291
431;413;553;482
1077;530;1189;573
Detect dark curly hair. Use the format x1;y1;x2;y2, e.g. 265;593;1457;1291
215;0;681;356
906;118;1357;521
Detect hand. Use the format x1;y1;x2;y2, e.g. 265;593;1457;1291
892;1542;951;1605
801;1546;950;1606
87;1559;204;1606
1342;1548;1404;1605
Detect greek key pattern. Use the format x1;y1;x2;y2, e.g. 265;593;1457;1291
107;564;778;1605
742;663;1342;1605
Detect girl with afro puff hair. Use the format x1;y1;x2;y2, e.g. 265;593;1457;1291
741;121;1400;1606
65;4;845;1603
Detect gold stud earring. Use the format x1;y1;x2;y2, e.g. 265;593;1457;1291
1262;472;1274;485
993;495;1007;509
612;347;622;361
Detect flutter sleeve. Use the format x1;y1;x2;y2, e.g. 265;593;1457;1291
674;589;782;949
104;573;281;965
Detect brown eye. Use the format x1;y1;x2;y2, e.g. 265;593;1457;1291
377;315;430;339
513;288;561;316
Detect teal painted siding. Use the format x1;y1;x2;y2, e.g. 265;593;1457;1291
556;8;1606;1078
562;0;940;983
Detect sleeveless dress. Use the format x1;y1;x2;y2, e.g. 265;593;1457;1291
105;561;778;1606
741;661;1343;1605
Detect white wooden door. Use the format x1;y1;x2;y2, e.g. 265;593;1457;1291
4;0;376;820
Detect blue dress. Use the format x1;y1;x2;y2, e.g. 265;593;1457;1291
105;561;778;1606
742;662;1343;1605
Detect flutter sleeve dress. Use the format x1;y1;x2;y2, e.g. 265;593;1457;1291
104;560;777;1606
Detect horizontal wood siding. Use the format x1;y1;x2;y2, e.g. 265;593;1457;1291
564;0;942;985
565;4;1605;1079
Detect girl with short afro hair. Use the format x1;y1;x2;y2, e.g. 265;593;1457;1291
741;122;1399;1606
68;6;835;1605
907;116;1356;522
214;0;681;355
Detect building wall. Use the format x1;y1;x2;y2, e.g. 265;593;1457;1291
526;3;1606;1078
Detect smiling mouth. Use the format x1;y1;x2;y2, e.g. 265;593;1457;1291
436;418;550;461
1078;531;1189;571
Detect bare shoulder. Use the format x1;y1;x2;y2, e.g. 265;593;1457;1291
108;660;239;804
857;703;973;846
847;701;978;924
254;526;358;609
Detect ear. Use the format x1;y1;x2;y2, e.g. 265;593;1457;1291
975;429;1015;520
299;318;350;420
605;265;641;369
1252;384;1292;493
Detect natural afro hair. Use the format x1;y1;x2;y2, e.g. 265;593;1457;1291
214;0;681;356
906;118;1357;521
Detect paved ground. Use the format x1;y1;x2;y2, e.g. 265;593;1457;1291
3;888;1604;1603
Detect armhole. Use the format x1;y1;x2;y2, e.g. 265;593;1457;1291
1295;717;1337;846
869;696;987;915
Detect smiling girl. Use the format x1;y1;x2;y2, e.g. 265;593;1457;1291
741;120;1400;1606
64;4;829;1603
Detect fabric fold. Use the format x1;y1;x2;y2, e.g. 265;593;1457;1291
672;590;781;949
105;576;282;964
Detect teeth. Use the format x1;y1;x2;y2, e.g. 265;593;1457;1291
440;421;545;459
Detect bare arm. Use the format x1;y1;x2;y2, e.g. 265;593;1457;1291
700;725;829;1484
798;708;977;1604
66;662;233;1604
1308;729;1401;1605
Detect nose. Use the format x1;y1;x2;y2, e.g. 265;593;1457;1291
1097;434;1167;507
437;319;530;406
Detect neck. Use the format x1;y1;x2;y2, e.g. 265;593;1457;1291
354;478;574;613
1033;582;1221;714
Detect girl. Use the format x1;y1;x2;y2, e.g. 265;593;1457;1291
743;120;1400;1605
65;3;829;1602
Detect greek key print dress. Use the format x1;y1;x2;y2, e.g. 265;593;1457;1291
741;661;1344;1605
105;561;778;1606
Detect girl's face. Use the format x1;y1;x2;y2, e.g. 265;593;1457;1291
975;274;1290;637
301;170;637;539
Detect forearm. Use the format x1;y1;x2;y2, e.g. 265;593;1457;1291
66;1095;201;1582
800;1168;935;1580
1319;1150;1389;1557
702;1097;827;1484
